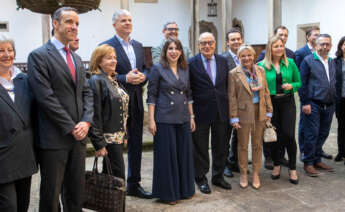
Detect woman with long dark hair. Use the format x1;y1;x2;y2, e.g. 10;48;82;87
147;38;195;204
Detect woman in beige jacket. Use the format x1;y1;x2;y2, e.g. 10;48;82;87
229;44;273;189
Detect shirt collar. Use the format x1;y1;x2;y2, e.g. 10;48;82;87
51;36;67;51
228;49;237;58
307;42;314;51
201;54;215;63
116;34;132;45
314;52;331;62
0;66;21;85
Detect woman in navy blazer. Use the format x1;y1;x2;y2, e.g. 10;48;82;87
147;38;195;205
0;36;37;211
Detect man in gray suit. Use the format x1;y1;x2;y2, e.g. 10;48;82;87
151;21;192;64
221;28;242;178
27;7;93;211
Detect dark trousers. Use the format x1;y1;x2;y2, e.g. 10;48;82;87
336;98;345;157
226;128;237;167
298;106;305;160
301;101;334;165
192;117;228;182
104;143;125;180
127;93;144;187
152;122;195;202
38;142;86;212
0;177;31;212
270;95;297;170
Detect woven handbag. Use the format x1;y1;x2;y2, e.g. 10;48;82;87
263;121;277;143
84;156;126;212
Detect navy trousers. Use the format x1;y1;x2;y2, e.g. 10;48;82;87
152;122;195;202
300;101;334;165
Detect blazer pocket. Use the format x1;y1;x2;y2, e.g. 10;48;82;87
238;103;247;110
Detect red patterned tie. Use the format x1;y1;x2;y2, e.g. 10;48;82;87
64;47;76;82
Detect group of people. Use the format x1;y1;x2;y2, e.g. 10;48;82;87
1;6;345;212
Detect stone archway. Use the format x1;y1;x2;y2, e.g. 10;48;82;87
199;20;218;52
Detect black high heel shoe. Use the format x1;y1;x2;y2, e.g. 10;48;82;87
271;166;280;180
288;170;299;185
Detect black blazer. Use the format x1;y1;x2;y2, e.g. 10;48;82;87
147;63;192;124
100;36;147;115
334;57;344;117
88;73;127;150
189;54;229;123
27;40;94;149
221;50;237;70
295;44;312;68
0;72;37;183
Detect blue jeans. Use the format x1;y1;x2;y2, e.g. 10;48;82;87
301;101;334;165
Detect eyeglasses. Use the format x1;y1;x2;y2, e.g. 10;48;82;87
166;28;179;32
199;41;215;46
318;43;331;47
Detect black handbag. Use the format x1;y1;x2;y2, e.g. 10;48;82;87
84;156;126;212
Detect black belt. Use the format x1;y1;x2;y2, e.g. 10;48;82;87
271;93;292;99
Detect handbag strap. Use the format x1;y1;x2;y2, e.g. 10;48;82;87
103;155;114;176
92;157;99;173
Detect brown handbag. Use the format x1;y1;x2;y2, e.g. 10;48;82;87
83;156;126;212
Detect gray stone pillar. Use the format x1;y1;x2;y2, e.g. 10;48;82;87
42;15;50;44
191;0;200;54
121;0;129;10
268;0;282;38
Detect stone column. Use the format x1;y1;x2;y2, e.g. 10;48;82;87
191;0;200;54
41;15;50;44
220;0;232;52
268;0;282;38
120;0;129;10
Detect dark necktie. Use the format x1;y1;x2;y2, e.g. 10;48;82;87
206;59;214;84
64;47;76;82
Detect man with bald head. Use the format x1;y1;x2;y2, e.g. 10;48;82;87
189;32;231;194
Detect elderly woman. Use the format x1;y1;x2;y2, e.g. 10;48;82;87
0;35;38;211
229;44;272;189
258;36;301;184
88;44;129;180
334;36;345;163
147;38;195;204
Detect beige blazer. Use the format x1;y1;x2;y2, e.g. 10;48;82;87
228;65;273;124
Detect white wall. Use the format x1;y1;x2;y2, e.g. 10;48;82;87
0;0;42;62
129;0;191;49
282;0;345;55
232;0;268;45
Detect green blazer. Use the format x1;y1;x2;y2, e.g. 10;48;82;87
258;58;301;95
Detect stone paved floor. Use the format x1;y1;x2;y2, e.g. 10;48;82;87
28;113;345;212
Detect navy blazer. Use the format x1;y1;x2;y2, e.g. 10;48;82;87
257;47;296;63
0;72;37;183
295;44;312;68
334;57;344;117
147;63;192;124
100;36;147;115
298;53;336;106
221;50;237;70
189;53;229;123
27;40;94;149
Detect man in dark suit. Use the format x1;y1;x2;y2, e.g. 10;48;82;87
100;9;152;199
189;32;231;194
221;28;242;178
256;26;296;63
295;26;320;67
298;34;336;176
27;7;93;212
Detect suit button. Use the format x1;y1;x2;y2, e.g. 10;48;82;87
184;101;186;104
171;91;174;94
120;106;122;109
180;91;183;94
170;101;174;105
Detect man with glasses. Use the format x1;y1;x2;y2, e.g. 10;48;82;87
298;34;336;177
189;32;231;194
151;21;192;64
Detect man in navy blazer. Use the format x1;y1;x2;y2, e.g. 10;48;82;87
298;34;336;177
27;7;93;211
189;32;231;194
256;26;296;63
100;9;152;199
295;26;320;67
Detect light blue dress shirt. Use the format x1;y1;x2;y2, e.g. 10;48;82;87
51;37;75;66
116;35;136;70
201;54;217;85
229;50;240;66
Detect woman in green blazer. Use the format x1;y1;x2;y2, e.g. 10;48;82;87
258;36;301;184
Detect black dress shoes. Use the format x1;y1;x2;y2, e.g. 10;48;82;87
197;182;211;194
127;184;153;199
321;151;333;160
334;153;344;162
223;166;234;178
212;179;232;190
